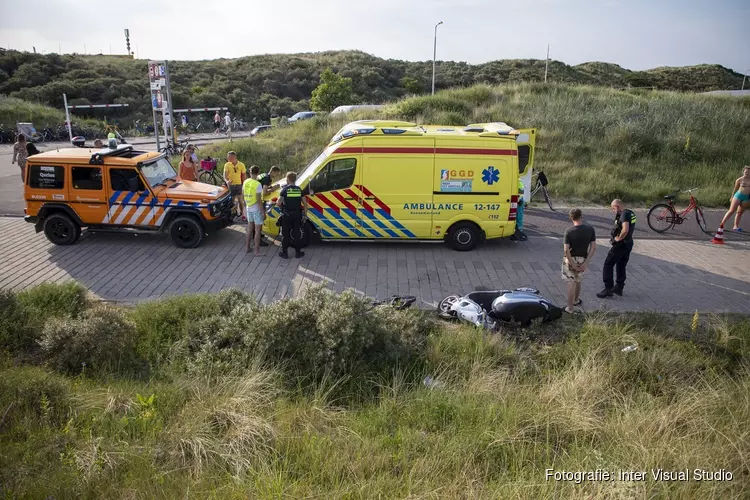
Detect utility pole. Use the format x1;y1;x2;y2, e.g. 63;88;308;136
124;29;131;56
544;44;550;83
432;21;443;95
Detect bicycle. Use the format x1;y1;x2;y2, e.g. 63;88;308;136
197;157;226;186
104;123;127;144
528;170;555;211
646;188;708;234
160;138;189;158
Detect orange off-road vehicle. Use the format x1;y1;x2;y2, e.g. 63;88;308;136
23;145;233;248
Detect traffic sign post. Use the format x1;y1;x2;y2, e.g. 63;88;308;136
148;60;175;151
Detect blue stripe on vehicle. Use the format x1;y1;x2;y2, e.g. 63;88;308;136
120;191;135;206
359;209;399;238
162;199;172;209
376;208;416;238
319;228;334;238
134;192;149;207
109;190;122;204
308;207;348;238
342;208;382;238
176;200;185;207
325;208;364;237
149;197;159;208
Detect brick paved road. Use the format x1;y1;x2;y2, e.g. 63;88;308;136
1;211;748;313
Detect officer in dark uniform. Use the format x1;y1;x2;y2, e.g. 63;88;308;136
597;199;636;298
276;171;307;259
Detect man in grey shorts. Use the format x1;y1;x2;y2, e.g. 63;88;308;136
562;208;597;313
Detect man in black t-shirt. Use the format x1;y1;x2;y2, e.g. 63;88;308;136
562;208;597;313
258;165;282;195
597;199;637;298
276;171;308;259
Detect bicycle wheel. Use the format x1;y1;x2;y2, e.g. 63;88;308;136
695;206;709;234
647;203;675;233
542;186;555;211
198;171;215;185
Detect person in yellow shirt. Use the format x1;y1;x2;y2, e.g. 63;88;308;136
223;151;247;221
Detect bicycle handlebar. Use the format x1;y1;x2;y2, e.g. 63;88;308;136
681;188;699;194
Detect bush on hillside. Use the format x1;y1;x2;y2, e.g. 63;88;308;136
17;282;89;323
131;289;256;366
0;290;32;354
176;286;437;379
39;305;141;376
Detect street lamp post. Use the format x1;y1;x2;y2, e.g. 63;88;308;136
432;21;443;95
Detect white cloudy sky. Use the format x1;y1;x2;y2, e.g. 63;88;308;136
1;0;748;72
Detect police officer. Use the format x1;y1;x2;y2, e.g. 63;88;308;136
597;199;636;298
276;171;308;259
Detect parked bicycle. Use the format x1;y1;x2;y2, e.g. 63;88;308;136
528;170;555;211
159;138;189;158
0;124;17;144
647;188;708;234
197;157;226;186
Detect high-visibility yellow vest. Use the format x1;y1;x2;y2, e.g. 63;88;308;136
518;179;525;194
243;178;261;206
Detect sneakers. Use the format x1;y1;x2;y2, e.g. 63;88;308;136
596;288;613;298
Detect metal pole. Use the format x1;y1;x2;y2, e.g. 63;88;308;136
432;21;443;95
63;93;73;143
164;61;176;144
152;103;160;151
544;44;550;83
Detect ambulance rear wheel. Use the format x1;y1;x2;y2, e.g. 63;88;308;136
43;213;80;246
447;222;480;251
170;215;204;248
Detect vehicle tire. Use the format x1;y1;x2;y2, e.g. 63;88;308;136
647;203;675;233
446;221;481;251
169;215;204;248
43;213;80;245
437;294;461;319
695;206;709;234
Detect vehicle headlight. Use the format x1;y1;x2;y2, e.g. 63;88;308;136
209;203;219;216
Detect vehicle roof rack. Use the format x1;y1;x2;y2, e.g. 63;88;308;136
89;144;134;165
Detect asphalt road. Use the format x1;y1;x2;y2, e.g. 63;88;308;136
0;132;249;216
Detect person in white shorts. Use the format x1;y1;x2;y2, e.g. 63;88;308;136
243;165;265;256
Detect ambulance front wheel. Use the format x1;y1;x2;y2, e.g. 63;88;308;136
446;222;481;251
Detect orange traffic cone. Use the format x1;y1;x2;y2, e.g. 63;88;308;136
712;224;725;245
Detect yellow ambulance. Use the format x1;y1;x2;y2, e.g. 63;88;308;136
263;120;535;251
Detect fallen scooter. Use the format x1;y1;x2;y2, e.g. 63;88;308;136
437;287;563;330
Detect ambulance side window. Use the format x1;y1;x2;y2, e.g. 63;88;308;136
110;168;145;192
518;145;530;174
310;158;356;193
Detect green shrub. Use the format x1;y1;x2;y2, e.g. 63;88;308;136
39;305;141;376
0;290;32;354
178;286;437;380
17;282;89;323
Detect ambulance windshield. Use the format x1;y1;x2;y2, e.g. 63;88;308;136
296;146;333;187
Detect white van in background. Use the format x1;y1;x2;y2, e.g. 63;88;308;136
330;105;384;115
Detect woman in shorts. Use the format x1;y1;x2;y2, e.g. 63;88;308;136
720;165;750;232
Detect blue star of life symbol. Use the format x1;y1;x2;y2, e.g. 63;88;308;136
482;166;499;185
